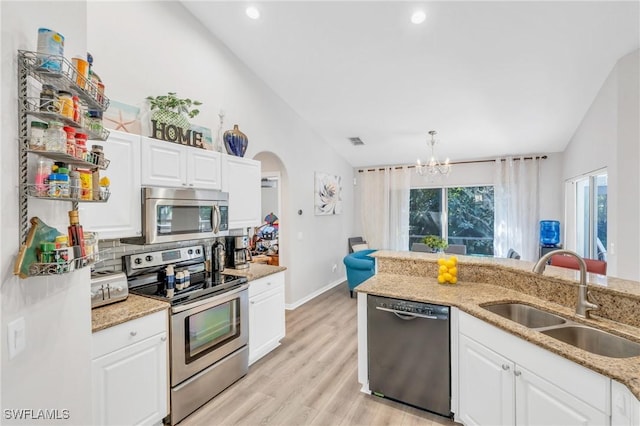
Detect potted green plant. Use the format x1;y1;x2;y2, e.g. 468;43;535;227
146;92;202;131
422;235;448;252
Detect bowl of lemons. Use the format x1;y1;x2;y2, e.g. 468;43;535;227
437;256;458;284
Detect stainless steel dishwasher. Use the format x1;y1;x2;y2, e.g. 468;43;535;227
367;294;451;417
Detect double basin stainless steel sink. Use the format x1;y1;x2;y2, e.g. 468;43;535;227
482;302;640;358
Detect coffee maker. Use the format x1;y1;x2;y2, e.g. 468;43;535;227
224;236;251;269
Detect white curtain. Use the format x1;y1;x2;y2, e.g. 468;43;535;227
494;157;540;261
359;167;411;250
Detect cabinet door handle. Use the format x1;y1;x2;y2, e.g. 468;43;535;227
161;336;167;342
130;331;137;337
514;370;522;377
251;301;255;305
188;183;194;187
501;364;510;371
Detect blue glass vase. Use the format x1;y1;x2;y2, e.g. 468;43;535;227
223;124;248;157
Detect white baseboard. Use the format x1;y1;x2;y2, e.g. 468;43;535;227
285;276;346;310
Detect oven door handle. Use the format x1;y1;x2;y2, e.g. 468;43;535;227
171;282;249;313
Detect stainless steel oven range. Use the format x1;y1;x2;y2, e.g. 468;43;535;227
124;245;249;425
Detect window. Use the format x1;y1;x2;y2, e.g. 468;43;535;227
410;186;495;255
571;171;607;260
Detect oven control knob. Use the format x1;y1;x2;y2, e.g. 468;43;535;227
134;258;142;265
145;255;153;262
195;249;201;254
188;249;194;255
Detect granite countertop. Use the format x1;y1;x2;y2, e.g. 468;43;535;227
92;294;169;333
224;263;286;281
358;251;640;400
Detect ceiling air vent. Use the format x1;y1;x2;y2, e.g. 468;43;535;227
349;137;364;146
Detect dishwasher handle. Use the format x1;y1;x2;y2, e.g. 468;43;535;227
375;306;441;320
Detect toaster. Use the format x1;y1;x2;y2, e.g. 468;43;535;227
90;271;128;308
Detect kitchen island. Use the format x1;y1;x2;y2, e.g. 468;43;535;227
356;251;640;424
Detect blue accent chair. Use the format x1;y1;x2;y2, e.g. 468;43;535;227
343;249;377;298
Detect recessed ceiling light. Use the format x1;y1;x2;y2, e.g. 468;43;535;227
246;6;260;20
411;10;426;24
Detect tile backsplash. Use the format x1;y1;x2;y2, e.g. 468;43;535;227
94;228;247;273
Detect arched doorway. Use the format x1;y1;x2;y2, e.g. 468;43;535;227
252;151;289;297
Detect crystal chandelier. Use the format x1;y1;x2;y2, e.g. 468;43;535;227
416;130;452;177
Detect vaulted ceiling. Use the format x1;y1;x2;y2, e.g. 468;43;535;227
182;1;640;167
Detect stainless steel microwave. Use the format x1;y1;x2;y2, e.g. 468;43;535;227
122;187;229;245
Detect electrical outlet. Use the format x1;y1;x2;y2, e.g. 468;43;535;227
332;263;337;272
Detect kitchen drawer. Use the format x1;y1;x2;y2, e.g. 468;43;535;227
92;310;168;359
249;272;285;298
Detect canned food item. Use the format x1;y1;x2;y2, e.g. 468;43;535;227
36;28;64;72
72;56;89;90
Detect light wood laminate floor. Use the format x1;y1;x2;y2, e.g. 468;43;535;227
182;282;458;426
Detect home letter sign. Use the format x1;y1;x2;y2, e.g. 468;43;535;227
151;119;205;149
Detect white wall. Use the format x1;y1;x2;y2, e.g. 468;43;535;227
1;2;93;423
562;49;640;280
86;1;354;305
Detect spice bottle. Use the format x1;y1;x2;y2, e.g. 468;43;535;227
72;95;80;123
69;170;80;199
68;209;86;262
58;167;70;198
62;126;76;157
75;133;87;160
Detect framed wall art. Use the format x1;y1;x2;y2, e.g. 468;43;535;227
314;172;342;215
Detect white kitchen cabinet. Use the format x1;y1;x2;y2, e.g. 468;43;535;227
248;271;285;365
458;312;610;426
222;155;261;229
141;136;221;190
92;310;169;426
612;380;640;426
459;335;514;425
82;130;142;239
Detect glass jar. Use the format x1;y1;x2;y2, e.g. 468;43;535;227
29;121;48;150
40;84;58;113
75;133;88;160
45;120;66;152
57;90;74;119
